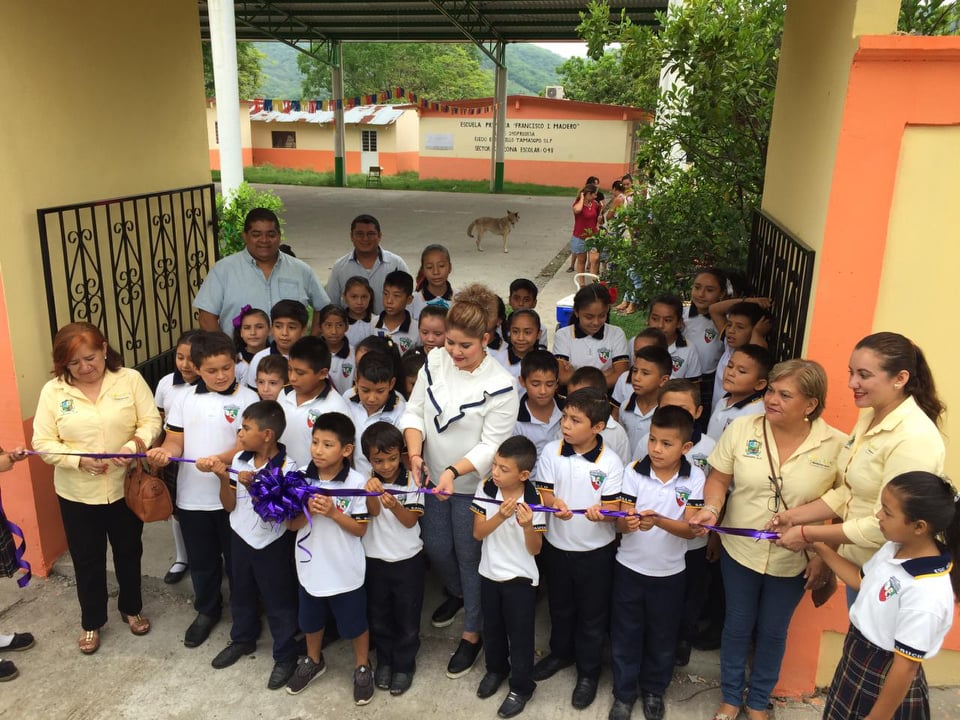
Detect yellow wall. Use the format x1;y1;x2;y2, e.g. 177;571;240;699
251;120;406;154
0;0;210;416
394;108;421;153
874;125;960;479
206;101;253;150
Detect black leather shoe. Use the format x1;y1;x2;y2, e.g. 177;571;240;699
267;658;298;690
675;639;692;667
184;613;219;648
211;641;255;669
497;690;532;718
641;692;665;720
375;663;392;690
390;671;414;696
163;562;188;585
477;671;507;699
532;654;574;681
571;676;598;709
608;698;635;720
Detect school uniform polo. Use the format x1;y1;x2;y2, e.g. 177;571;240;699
850;541;955;661
820;396;946;567
553;322;630;372
514;394;563;456
534;437;623;552
633;428;717;476
617;456;705;577
683;308;723;373
155;369;195;414
230;447;298;549
486;333;510;369
611;370;631;406
327;340;356;395
472;479;547;585
711;344;734;413
246;342;286;390
504;344;540;380
345;315;373;347
707;390;765;440
278;382;351;469
410;283;454;320
296;462;369;597
603;417;632;466
361;468;424;562
619;393;658;458
166;379;259;511
374;310;419;354
667;337;702;379
235;349;255;388
346;390;407;480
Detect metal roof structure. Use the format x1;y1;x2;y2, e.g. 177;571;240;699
250;104;410;125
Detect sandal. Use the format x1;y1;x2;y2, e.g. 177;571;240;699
79;629;100;655
121;612;151;636
712;703;741;720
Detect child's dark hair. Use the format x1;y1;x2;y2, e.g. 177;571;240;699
519;349;559;380
572;283;612;313
496;436;537;474
242;400;286;438
318;304;349;327
658;378;701;407
231;307;268;353
509;278;538;301
311;411;356;449
649;295;684;323
564;387;610;426
344;276;374;319
688;267;728;318
288;336;331;373
357;351;397;385
887;472;960;600
400;347;427;383
635;345;673;379
357;335;404;386
732;344;773;380
270;299;308;327
176;329;203;350
727;301;764;326
256;354;288;380
383;269;414;298
636;327;668;348
419;304;448;323
856;332;944;426
496;295;508;339
650;405;694;444
509;308;542;333
190;331;236;367
360;421;404;459
244;207;280;233
417;244;452;291
569;366;607;392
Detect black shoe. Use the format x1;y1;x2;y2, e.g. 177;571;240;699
675;640;692;667
353;663;375;705
375;663;392;690
286;655;326;695
446;638;483;678
184;613;219;648
267;659;298;690
211;641;256;669
3;633;34;652
163;562;189;584
641;692;665;720
390;671;414;696
571;676;598;710
692;626;722;651
431;595;465;628
0;660;17;682
497;690;532;718
477;671;507;699
609;698;635;720
532;654;574;681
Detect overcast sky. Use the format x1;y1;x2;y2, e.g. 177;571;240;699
534;42;588;58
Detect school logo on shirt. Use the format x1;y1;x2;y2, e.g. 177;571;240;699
744;439;762;458
588;469;606;491
676;485;691;507
223;405;240;424
307;410;321;428
704;327;718;343
334;497;350;513
397;337;414;353
60;399;76;415
692;454;709;471
845;434;856;449
671;354;684;373
341;363;354;378
879;576;901;602
597;348;611;364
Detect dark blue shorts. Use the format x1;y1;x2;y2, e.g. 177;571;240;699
298;585;368;638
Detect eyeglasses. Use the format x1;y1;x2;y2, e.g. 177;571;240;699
768;475;784;514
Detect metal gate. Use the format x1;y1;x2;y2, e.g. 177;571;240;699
37;184;219;389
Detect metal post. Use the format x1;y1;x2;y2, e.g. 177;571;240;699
490;44;506;193
208;0;243;200
332;41;346;187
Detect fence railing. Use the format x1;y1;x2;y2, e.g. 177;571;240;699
747;209;815;363
37;184;219;389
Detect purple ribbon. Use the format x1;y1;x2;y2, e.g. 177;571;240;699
232;304;253;329
0;489;30;587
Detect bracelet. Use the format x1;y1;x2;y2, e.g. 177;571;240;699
800;525;809;543
445;465;461;479
701;504;721;518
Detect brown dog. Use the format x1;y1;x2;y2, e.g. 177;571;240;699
467;210;519;253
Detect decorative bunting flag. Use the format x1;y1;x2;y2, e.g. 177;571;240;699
248;87;495;117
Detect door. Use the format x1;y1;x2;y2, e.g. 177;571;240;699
360;129;379;173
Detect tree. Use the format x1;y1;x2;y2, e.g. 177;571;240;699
299;43;493;100
556;48;658;107
898;0;960;35
202;42;265;99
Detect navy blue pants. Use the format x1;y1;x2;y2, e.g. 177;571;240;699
482;577;537;696
611;562;686;701
680;545;709;643
366;552;426;673
229;530;299;661
177;508;232;618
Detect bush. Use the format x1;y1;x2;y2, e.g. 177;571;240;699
215;182;285;257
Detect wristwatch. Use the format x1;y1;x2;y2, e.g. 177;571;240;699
444;465;461;479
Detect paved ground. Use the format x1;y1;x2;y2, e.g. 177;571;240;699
1;186;955;719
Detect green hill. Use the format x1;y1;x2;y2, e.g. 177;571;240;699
254;42;305;98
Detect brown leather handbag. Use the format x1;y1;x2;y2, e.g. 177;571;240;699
124;436;172;522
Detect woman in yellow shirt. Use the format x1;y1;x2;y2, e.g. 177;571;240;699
773;333;945;604
31;323;161;655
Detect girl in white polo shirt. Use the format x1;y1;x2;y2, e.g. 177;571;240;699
553;283;629;389
815;471;959;720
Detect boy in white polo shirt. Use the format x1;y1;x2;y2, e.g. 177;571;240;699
533;388;623;711
147;331;259;649
568;367;632;464
279;336;350;468
200;401;300;690
608;406;705;720
361;422;424;697
285;412;374;705
374;270;419;354
513;350;563;461
246;299;309;390
348;353;407;481
707;344;770;440
618;345;672;458
472;436;546;719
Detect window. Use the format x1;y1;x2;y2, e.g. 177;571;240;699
361;130;378;152
272;131;297;149
214;121;219;144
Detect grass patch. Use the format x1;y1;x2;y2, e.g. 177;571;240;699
212;167;577;197
609;310;646;340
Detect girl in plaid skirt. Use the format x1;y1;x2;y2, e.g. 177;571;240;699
813;472;959;720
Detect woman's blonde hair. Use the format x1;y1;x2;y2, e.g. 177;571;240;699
447;283;499;339
768;359;827;420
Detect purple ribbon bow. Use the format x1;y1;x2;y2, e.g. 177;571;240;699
232;304;253;329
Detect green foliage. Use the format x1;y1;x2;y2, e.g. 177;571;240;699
215;182;285;256
557;48;657;107
202;42;265;99
898;0;960;35
478;44;564;95
253;42;306;97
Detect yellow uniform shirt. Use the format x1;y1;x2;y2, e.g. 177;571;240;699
708;414;845;577
32;368;162;504
820;395;945;567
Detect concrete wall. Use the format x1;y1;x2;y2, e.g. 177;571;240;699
207;101;253;168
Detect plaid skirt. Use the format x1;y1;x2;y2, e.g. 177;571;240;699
823;624;929;720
